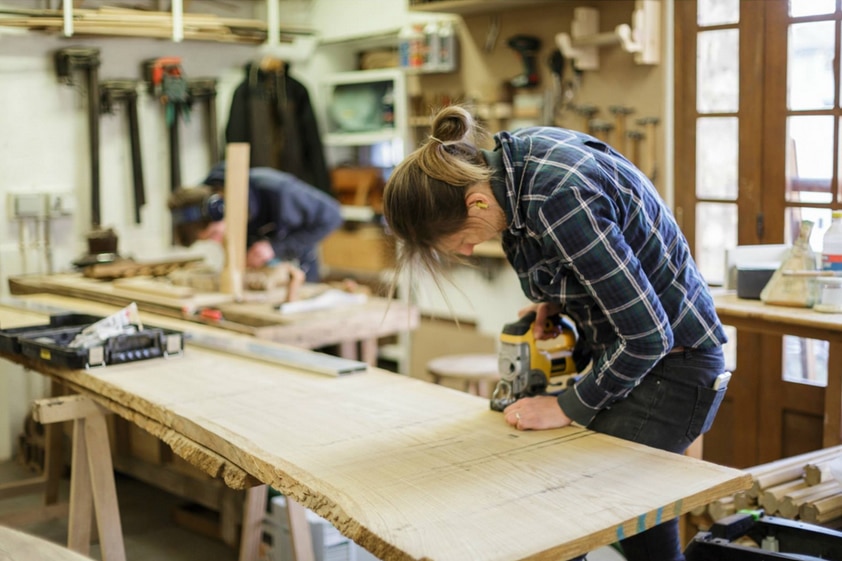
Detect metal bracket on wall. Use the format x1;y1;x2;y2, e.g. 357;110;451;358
555;0;660;71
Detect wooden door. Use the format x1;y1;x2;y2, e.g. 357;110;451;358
675;0;833;468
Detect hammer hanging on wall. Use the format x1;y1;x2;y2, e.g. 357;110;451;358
100;80;145;224
54;47;102;228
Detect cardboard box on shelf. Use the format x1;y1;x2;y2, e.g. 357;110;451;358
321;224;394;273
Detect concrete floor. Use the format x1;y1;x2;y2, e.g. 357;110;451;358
0;460;237;561
0;460;625;561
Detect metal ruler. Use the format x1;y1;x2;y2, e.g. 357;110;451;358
184;332;368;377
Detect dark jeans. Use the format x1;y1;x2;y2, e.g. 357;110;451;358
570;346;727;561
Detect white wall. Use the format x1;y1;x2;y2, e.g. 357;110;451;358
0;0;674;457
0;0;421;463
0;26;288;462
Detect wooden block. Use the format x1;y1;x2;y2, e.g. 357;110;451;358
32;395;105;424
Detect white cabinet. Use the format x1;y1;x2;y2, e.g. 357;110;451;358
321;68;409;156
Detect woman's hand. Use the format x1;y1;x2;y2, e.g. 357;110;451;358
503;396;572;430
518;302;564;340
246;240;276;268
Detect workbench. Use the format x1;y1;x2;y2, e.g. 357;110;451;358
712;291;842;467
0;299;750;560
8;273;418;365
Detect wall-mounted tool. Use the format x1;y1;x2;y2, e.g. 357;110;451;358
555;1;661;71
636;116;660;180
589;119;614;143
572;103;599;135
100;80;145;224
609;105;635;154
54;47;102;227
55;46;121;266
187;77;220;164
143;57;190;192
507;35;542;89
627;130;644;169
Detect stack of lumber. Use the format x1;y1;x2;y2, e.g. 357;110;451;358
0;6;267;43
699;446;842;525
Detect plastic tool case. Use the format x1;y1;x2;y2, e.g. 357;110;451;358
0;314;183;369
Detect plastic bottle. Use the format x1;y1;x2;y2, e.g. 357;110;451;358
398;25;414;68
423;20;440;71
381;85;394;128
408;24;426;69
437;20;457;72
822;210;842;272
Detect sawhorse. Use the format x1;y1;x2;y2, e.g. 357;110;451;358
7;392;317;561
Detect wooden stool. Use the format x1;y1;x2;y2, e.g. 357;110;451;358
426;354;500;397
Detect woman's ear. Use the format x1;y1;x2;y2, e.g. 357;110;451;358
465;192;489;210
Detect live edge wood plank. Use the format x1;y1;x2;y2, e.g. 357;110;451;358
0;304;749;561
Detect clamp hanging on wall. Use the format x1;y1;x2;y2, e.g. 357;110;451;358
186;78;220;165
555;0;660;71
100;80;145;225
143;57;190;193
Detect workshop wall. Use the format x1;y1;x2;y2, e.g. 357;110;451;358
0;0;424;462
0;0;671;459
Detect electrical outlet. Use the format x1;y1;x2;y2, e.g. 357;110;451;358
47;192;75;216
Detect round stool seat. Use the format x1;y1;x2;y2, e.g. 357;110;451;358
426;353;500;397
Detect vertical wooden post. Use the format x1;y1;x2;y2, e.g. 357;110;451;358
238;484;269;561
286;498;317;561
220;143;250;300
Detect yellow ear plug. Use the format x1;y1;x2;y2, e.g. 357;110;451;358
475;201;488;209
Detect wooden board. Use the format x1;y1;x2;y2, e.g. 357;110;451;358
0;303;751;561
0;7;268;43
83;256;203;280
7;277;419;351
10;273;232;317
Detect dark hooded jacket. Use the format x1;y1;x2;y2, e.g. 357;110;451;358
225;62;332;195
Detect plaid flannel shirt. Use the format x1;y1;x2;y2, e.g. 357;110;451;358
483;127;727;426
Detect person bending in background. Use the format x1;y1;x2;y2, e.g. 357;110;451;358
168;162;343;283
381;105;729;561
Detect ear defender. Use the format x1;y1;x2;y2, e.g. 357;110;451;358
172;193;225;225
474;201;489;209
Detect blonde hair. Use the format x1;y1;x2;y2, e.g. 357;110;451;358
383;105;491;278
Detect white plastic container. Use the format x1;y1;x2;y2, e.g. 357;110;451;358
437;20;457;72
423;20;440;71
822;210;842;272
813;277;842;313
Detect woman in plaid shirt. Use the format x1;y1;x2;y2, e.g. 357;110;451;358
383;105;728;561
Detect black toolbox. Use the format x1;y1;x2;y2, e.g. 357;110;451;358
0;314;183;369
0;313;102;355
